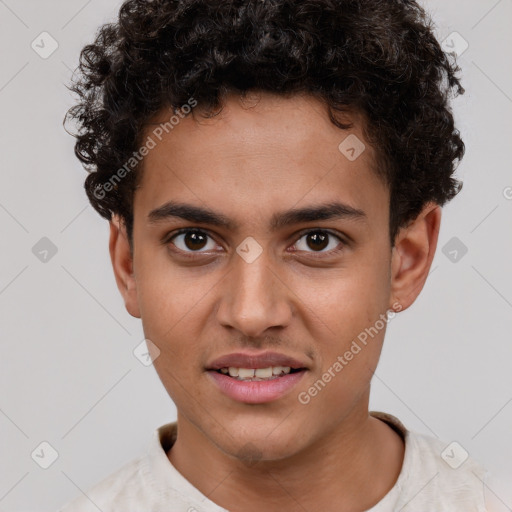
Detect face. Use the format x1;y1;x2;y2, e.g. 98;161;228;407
110;91;437;462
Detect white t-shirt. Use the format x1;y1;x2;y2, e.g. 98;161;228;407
58;411;497;511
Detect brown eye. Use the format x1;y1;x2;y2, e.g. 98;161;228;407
306;232;329;251
294;230;343;253
170;229;216;252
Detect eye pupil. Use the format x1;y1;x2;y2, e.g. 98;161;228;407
185;231;208;250
307;232;329;251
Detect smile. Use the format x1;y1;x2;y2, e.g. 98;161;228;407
207;367;308;404
216;366;301;381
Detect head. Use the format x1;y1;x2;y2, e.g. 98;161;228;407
65;0;464;461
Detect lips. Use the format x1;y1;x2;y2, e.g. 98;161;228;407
205;351;309;403
205;351;308;371
207;369;307;404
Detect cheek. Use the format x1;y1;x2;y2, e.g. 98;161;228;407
134;265;208;383
135;251;209;335
296;262;390;342
140;284;208;408
293;258;391;401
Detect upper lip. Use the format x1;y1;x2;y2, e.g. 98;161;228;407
206;351;308;371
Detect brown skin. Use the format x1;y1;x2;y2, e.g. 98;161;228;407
109;91;441;511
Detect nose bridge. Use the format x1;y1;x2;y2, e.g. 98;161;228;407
217;245;291;336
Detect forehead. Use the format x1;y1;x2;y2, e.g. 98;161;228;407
135;92;388;230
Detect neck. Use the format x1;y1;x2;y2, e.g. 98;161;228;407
167;408;405;511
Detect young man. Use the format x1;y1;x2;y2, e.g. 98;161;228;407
60;0;496;510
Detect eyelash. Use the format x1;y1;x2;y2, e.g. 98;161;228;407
163;228;346;259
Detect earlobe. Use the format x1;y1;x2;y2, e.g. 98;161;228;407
389;202;442;312
109;215;141;318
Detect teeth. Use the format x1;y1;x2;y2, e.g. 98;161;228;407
219;366;294;380
255;367;273;378
238;368;255;379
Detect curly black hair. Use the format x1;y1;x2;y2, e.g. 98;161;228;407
64;0;465;249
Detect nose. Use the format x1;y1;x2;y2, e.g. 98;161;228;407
216;248;293;338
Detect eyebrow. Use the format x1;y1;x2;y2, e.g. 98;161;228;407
147;201;367;231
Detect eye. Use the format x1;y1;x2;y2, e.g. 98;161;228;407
165;228;345;257
291;230;344;254
168;229;219;253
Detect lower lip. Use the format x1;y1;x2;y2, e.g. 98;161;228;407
207;370;307;404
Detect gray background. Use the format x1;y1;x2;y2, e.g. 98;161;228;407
0;0;511;510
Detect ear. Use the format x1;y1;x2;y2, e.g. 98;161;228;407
389;202;442;312
109;215;141;318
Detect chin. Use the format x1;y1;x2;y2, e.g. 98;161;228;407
215;427;307;464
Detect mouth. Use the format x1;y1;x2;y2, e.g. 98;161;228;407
205;352;309;404
207;368;307;404
212;366;305;382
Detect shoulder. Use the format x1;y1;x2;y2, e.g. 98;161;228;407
397;429;488;511
370;411;489;512
57;455;154;512
57;421;227;512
